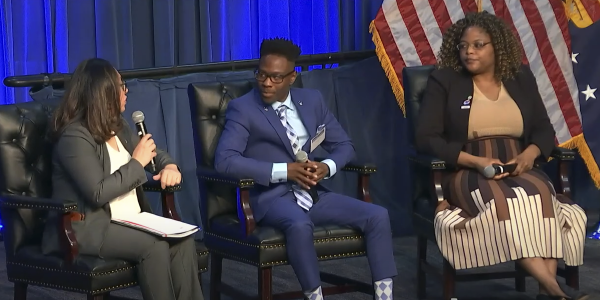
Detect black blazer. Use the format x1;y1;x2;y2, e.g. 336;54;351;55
415;64;555;167
42;118;176;257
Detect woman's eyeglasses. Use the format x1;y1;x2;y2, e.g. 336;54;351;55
457;41;492;51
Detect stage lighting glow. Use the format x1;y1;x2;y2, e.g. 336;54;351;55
587;222;600;240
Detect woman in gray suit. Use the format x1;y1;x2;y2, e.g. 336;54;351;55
45;58;203;300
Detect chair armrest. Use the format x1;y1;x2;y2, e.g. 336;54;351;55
142;181;182;221
341;162;377;174
197;167;256;236
314;157;376;202
0;193;80;264
313;157;377;174
408;153;447;170
142;181;182;193
549;147;576;199
551;147;576;161
408;153;446;206
197;167;254;189
0;194;77;212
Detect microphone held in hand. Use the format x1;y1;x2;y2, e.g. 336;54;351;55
295;150;308;163
482;163;517;179
295;150;319;203
131;111;156;173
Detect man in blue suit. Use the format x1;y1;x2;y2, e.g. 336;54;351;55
215;38;397;300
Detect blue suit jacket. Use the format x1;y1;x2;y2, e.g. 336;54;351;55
214;88;356;222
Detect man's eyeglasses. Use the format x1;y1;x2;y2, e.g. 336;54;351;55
255;70;295;84
456;41;492;51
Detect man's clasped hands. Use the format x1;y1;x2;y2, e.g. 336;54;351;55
287;161;330;189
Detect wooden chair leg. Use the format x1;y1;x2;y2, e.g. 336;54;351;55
210;254;223;300
417;235;427;299
87;293;109;300
442;259;456;300
258;267;273;300
565;266;579;290
13;282;27;300
515;261;526;292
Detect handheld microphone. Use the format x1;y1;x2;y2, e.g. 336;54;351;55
295;150;319;203
482;163;517;179
131;111;156;173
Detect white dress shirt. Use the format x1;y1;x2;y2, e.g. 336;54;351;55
269;92;337;183
106;136;141;219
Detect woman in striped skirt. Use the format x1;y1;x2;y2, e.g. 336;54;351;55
415;12;589;300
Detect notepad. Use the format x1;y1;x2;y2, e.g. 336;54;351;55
112;212;199;238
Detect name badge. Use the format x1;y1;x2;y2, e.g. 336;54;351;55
461;96;472;110
310;125;326;153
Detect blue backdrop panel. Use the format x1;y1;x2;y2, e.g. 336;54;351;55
156;71;256;239
121;79;168;216
301;58;412;234
1;0;383;104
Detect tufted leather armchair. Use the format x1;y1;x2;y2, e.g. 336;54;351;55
0;100;209;300
187;78;377;300
402;65;580;300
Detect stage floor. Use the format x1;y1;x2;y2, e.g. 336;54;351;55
1;235;599;299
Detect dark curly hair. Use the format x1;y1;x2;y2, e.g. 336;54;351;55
436;11;522;80
260;38;301;63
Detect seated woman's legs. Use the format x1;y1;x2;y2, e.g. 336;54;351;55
100;223;203;300
519;258;565;297
167;234;203;299
519;257;589;300
538;258;558;294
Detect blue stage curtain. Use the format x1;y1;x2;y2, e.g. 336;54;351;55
0;0;383;104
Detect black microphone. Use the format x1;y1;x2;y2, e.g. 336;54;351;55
295;150;319;203
481;163;517;179
131;111;156;173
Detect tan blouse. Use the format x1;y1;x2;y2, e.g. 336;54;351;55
467;82;524;140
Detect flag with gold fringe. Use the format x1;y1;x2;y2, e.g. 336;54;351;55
568;0;600;189
370;0;600;188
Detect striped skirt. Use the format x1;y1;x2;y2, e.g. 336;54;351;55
434;136;587;270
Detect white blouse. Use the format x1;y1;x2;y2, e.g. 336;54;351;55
106;136;141;219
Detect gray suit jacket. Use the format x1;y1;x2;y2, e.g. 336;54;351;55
42;118;176;257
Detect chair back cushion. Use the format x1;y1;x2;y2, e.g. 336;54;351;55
187;77;303;223
188;80;255;169
0;100;59;253
402;65;438;207
402;65;436;144
188;80;256;224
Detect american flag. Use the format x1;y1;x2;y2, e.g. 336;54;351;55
569;0;600;186
370;0;600;187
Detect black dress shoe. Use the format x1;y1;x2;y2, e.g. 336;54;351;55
560;284;591;300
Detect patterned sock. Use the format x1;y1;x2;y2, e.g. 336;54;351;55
375;278;393;300
304;286;323;300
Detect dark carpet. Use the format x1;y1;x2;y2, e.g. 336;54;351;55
2;233;600;300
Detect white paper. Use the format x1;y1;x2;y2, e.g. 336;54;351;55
112;212;199;238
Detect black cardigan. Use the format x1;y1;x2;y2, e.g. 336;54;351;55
415;64;556;167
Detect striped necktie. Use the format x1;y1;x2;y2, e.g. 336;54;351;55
276;105;313;211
